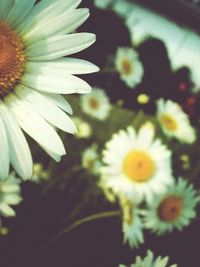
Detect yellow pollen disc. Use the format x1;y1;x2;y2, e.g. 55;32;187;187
0;22;25;98
89;97;99;110
121;59;133;75
158;196;183;222
160;114;178;131
123;150;155;182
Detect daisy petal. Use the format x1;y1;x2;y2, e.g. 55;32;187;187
26;58;99;75
0;113;9;179
26;33;96;61
0;0;14;20
40;92;73;115
0;203;15;217
41;145;61;162
5;95;66;157
0;100;33;180
23;8;89;44
6;0;35;27
15;85;76;133
21;73;92;94
17;0;81;34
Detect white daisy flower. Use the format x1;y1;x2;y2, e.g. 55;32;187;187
120;197;144;248
143;178;200;235
31;163;50;183
81;87;111;120
119;250;177;267
0;0;98;180
101;124;173;203
0;173;22;217
73;116;92;139
82;144;101;175
156;99;196;144
115;47;144;88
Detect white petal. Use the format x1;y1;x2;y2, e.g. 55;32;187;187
6;0;35;27
5;94;66;158
0;0;14;20
15;85;76;133
0;203;15;217
0;100;33;180
26;58;99;75
21;73;92;94
40;145;61;162
23;8;89;44
26;33;96;61
0;113;9;179
17;0;81;35
40;92;73;114
4;194;22;205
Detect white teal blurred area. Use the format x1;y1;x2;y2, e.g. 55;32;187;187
94;0;200;90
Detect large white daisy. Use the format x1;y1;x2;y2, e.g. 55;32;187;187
120;196;144;248
0;0;98;180
115;47;144;88
101;124;173;203
81;87;111;120
119;250;177;267
143;178;200;235
156;99;196;144
0;173;22;217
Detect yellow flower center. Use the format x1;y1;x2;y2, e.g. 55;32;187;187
121;59;133;75
123;150;155;182
89;97;99;110
158;196;183;222
160;114;178;131
0;22;25;98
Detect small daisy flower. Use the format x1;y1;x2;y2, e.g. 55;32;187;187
0;0;98;180
120;197;144;248
115;47;144;88
82;144;101;175
156;99;196;144
73;116;92;139
119;250;177;267
101;124;173;203
0;173;22;217
81;88;111;120
31;163;50;184
143;178;200;235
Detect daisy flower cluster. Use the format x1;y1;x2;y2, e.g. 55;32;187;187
99;122;199;248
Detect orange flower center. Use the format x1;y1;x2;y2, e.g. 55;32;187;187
121;59;133;75
123;150;155;182
89;97;99;110
160;114;178;131
158;196;183;222
0;22;25;98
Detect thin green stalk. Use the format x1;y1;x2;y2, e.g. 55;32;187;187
47;210;120;247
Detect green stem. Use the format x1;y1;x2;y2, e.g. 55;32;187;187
47;210;120;247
